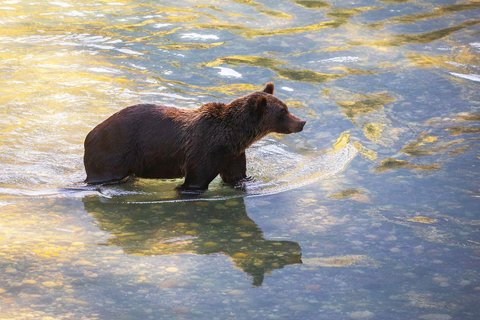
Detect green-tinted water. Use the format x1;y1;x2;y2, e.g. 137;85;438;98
1;0;479;319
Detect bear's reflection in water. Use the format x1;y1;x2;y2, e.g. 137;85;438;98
83;196;301;286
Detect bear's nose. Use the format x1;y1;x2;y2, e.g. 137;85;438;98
298;120;306;131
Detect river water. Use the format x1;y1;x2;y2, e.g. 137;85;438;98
0;1;479;319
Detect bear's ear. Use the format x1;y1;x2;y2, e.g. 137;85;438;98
257;95;267;109
251;95;267;118
263;82;274;95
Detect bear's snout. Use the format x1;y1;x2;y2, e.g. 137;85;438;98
296;120;306;132
285;113;306;133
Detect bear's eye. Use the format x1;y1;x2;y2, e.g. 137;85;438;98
277;108;288;120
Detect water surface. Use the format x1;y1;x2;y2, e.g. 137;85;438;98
1;0;479;319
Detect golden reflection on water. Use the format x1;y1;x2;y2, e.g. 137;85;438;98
0;0;479;317
328;188;370;203
232;0;293;19
387;20;480;46
294;0;329;9
203;55;373;82
370;2;480;27
375;158;441;172
303;255;378;267
0;38;138;187
333;91;395;121
0;200;96;318
378;111;480;172
401;133;462;157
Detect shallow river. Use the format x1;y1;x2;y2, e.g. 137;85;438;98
1;0;479;319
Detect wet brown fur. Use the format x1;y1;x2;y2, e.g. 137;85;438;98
83;83;306;192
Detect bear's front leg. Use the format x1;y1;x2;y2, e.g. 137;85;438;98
179;161;220;194
220;152;248;187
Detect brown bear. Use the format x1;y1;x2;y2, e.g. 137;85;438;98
84;83;305;193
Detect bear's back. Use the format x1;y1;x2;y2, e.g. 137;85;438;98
84;104;190;183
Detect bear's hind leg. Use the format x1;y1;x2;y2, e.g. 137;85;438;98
85;160;131;185
85;172;130;185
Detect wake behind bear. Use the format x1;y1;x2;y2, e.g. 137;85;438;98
84;83;306;193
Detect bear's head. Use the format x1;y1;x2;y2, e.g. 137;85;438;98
249;82;306;135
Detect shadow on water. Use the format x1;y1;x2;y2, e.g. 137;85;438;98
369;2;480;27
82;196;302;286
